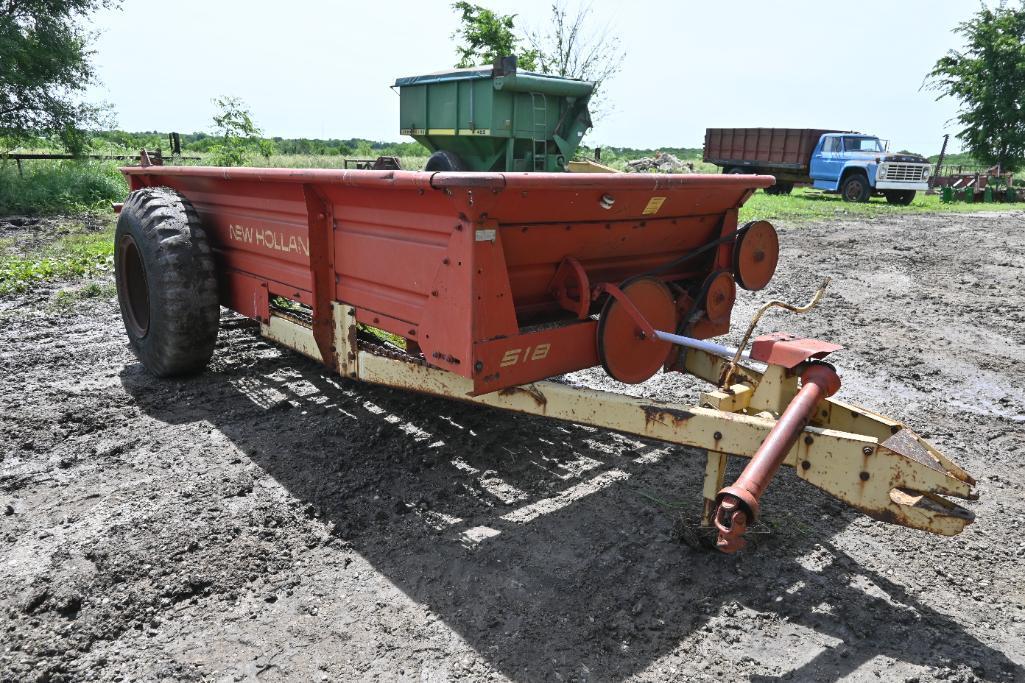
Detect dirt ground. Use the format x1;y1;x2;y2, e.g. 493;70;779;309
1;210;1024;682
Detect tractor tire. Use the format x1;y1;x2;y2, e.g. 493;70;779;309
840;173;871;203
727;167;747;175
114;187;220;377
425;150;467;172
885;190;916;206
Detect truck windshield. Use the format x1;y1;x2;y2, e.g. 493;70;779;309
843;137;884;153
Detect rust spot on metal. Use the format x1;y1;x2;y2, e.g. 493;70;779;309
642;405;696;426
882;429;943;472
498;385;548;408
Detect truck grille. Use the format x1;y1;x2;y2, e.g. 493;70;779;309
881;164;928;182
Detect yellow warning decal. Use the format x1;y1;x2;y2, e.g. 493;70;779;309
642;196;667;215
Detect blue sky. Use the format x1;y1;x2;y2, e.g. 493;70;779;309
85;0;981;155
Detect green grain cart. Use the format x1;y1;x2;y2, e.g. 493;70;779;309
395;57;594;173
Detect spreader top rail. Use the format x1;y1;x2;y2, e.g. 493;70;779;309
120;165;775;192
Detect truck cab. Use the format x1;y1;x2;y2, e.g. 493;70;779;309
810;133;930;205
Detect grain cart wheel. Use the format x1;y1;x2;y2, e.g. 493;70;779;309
425;150;467;172
840;173;871;202
114;187;219;377
885;190;916;205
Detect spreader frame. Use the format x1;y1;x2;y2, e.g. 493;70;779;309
262;303;976;539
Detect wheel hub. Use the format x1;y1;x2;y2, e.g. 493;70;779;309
117;234;150;337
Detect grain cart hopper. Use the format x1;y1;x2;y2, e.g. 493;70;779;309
396;57;593;173
112;162;976;552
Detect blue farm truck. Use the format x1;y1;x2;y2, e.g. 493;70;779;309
703;128;931;205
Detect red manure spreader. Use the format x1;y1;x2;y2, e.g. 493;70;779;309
112;163;975;552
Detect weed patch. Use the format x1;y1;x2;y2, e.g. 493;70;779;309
0;160;129;215
0;220;115;295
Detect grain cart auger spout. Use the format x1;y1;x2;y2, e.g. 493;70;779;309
113;160;977;555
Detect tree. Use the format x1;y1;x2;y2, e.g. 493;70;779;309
926;2;1025;171
0;0;118;154
209;97;270;167
451;2;537;70
528;2;626;119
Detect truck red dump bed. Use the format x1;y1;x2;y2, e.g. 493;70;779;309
122;167;771;394
704;128;841;171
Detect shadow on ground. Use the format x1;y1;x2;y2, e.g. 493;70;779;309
121;320;1020;681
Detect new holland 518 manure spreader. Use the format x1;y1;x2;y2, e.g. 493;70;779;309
112;61;976;552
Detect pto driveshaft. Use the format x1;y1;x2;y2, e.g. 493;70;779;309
714;363;841;552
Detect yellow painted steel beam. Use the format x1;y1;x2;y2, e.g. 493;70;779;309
260;309;976;538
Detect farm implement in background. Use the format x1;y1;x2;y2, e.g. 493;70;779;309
932;165;1018;203
109;64;976;553
929;135;1018;203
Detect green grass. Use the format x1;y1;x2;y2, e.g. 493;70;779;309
51;281;117;309
0;160;129;215
739;186;1025;222
257;154;428;170
0;220;115;295
4;150;1022;226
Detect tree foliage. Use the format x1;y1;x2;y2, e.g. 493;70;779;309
451;2;537;70
528;2;625;119
0;0;118;154
926;2;1025;171
209;97;271;167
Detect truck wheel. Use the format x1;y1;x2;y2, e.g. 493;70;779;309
764;183;793;195
425;150;467;172
114;187;220;377
885;190;916;206
840;173;870;203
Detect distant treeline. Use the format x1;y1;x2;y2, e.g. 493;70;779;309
85;131;429;158
7;130;708;162
5;130;995;169
583;146;704;161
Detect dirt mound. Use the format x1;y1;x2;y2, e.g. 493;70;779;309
625;152;694;174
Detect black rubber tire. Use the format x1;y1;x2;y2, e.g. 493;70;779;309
885;190;916;206
727;167;747;175
764;182;794;195
114;187;219;377
840;173;871;203
424;150;467;172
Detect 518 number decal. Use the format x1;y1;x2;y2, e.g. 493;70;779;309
500;344;552;367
